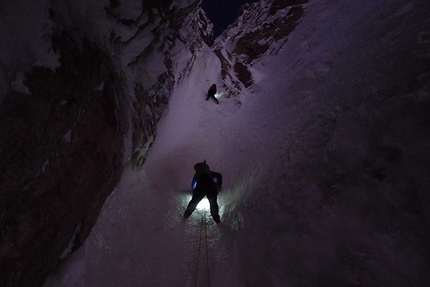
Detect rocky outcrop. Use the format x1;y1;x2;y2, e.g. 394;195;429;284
0;0;211;286
0;32;126;287
230;0;308;63
213;0;308;97
111;0;213;167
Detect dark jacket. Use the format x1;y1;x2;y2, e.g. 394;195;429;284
208;84;216;96
206;84;219;104
191;171;222;195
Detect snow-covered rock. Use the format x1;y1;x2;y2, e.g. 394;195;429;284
119;0;213;162
213;0;308;97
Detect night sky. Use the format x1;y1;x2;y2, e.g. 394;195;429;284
201;0;259;39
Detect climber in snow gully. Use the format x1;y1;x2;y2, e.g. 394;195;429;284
206;84;219;104
184;160;222;223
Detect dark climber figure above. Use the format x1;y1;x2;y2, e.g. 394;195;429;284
206;84;219;104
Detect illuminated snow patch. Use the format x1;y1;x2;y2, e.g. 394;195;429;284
196;198;210;211
214;92;224;99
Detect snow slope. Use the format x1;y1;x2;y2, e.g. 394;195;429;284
44;0;430;286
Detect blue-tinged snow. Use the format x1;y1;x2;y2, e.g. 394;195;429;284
44;0;430;286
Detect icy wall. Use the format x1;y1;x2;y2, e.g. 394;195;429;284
0;0;211;286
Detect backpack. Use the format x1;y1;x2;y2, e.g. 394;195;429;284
191;160;214;191
209;84;216;94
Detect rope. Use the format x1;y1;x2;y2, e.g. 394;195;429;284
204;210;211;287
193;209;211;287
194;210;204;287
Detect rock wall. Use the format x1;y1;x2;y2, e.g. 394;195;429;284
0;32;126;287
113;0;212;167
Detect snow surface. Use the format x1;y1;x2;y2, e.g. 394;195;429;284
44;0;430;286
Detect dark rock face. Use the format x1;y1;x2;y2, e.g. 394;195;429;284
0;33;126;287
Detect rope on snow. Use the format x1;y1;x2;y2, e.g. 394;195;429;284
204;210;211;287
194;210;204;287
193;209;211;287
